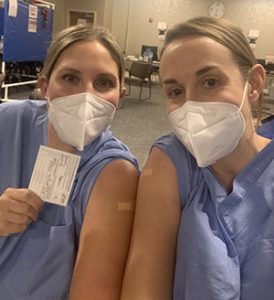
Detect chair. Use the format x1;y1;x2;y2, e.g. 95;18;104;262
128;61;152;101
265;63;274;74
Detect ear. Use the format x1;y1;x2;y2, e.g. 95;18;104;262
37;76;49;100
120;86;127;98
248;64;265;104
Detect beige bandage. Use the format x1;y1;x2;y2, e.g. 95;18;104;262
142;168;153;177
118;201;132;211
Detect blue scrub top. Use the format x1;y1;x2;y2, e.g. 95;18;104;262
155;133;274;300
0;100;138;300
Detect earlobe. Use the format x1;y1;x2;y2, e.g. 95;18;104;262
250;89;259;100
37;76;48;100
248;64;265;103
120;86;127;99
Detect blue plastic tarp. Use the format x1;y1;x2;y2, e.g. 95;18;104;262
3;0;53;62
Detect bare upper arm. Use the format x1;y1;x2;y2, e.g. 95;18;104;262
121;147;181;300
69;159;139;300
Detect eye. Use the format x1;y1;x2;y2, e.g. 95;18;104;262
94;77;116;90
166;87;184;99
202;77;220;89
61;73;80;84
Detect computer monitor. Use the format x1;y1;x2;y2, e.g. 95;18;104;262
141;45;158;61
257;58;266;67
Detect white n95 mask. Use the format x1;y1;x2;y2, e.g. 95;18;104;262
48;92;116;151
168;83;248;167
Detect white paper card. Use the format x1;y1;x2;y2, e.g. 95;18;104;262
29;4;38;19
29;146;81;206
28;18;37;32
8;0;18;17
77;18;87;25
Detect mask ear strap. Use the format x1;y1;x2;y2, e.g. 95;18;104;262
239;81;249;111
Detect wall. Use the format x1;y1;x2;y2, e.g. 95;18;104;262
47;0;274;59
112;0;274;59
65;0;105;28
49;0;107;32
46;0;64;33
111;0;130;53
227;0;274;58
103;0;113;30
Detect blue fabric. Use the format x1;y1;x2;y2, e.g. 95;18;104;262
0;7;4;36
0;100;138;300
3;0;53;62
154;133;274;300
257;118;274;139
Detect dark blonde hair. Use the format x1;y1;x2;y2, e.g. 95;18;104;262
162;16;257;78
40;24;125;86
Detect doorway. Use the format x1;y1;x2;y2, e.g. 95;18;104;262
68;10;96;27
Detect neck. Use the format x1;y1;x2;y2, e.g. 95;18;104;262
211;132;271;193
47;123;77;154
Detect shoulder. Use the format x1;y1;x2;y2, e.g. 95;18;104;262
149;133;204;208
83;159;139;229
77;131;139;180
154;132;178;146
145;144;175;173
0;100;47;139
0;100;47;123
101;132;138;166
153;133;190;162
71;133;139;223
152;132;196;175
93;159;139;192
139;146;178;204
84;158;139;211
103;158;139;174
0;99;47;113
71;156;139;228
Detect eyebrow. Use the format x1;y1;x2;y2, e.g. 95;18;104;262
161;65;220;85
57;67;81;74
97;72;118;79
161;78;178;85
196;65;219;76
57;68;118;79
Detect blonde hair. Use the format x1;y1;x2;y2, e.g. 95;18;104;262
39;24;125;86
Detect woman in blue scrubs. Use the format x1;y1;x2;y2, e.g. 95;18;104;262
0;25;139;300
122;17;273;300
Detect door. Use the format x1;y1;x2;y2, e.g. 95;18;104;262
68;10;96;27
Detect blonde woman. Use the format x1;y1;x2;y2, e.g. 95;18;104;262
0;25;139;300
122;17;271;300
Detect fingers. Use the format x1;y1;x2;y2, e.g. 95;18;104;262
5;198;41;222
0;188;44;237
0;221;28;237
5;188;43;212
0;204;34;224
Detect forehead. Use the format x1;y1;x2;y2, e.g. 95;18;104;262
160;36;237;78
53;40;119;74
